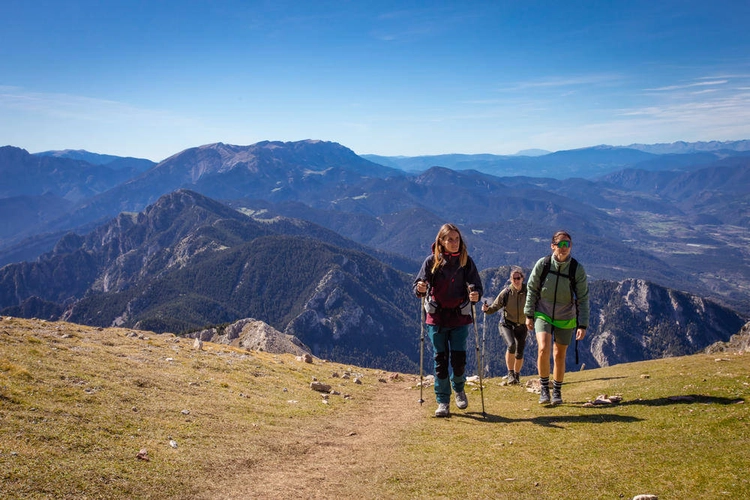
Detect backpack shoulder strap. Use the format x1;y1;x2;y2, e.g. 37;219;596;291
567;257;579;297
540;255;579;297
539;255;552;287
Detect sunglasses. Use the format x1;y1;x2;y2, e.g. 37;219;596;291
512;276;523;281
555;240;571;248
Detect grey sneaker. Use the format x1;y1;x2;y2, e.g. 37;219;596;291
435;402;450;417
539;384;551;404
455;391;468;409
551;389;563;405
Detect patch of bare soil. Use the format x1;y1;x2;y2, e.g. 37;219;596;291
203;375;423;499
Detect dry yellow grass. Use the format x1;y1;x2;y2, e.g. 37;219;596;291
1;316;749;499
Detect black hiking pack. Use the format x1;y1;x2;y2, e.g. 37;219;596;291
538;254;579;300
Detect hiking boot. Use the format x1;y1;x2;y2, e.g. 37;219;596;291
435;402;450;418
514;372;521;385
455;391;468;410
507;371;518;385
551;389;563;405
539;384;551;404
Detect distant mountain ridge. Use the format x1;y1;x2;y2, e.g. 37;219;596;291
34;149;156;172
0;190;420;371
1;138;749;317
625;139;750;155
0;189;745;374
0;146;141;202
363;140;750;178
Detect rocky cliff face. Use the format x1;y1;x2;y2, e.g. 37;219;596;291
704;321;750;354
585;279;746;367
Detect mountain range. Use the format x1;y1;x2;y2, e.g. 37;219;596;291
1;138;748;374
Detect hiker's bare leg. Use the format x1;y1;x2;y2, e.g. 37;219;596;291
536;331;551;378
553;342;568;383
505;351;515;371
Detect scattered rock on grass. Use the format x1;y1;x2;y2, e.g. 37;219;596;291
311;381;332;392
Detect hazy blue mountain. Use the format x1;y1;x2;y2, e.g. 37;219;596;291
34;149;156;172
0;194;73;239
1;139;748;319
364;146;657;178
625;140;750;154
19;140;404;237
515;149;551;156
365;144;750;179
0;146;140;202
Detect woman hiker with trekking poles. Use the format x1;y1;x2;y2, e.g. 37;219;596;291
525;230;590;405
482;266;529;386
413;223;483;418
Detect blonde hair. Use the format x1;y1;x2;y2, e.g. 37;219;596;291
431;223;468;273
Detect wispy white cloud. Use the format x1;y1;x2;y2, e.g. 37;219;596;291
645;79;728;91
497;74;624;92
0;87;194;127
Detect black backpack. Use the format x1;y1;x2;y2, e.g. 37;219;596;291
538;255;579;300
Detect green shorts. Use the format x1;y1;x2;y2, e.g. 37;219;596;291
534;319;575;346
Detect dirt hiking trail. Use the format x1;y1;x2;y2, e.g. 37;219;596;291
203;375;424;499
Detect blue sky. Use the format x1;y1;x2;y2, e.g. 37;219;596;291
2;1;749;162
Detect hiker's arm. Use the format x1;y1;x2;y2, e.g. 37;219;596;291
413;258;432;297
483;290;505;314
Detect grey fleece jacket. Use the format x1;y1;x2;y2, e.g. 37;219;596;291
523;255;590;329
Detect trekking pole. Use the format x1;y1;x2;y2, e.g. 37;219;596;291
481;300;487;377
468;285;486;417
418;294;425;406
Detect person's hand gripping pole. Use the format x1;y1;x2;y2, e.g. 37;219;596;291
416;280;427;405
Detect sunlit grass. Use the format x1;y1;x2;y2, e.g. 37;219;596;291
1;316;748;499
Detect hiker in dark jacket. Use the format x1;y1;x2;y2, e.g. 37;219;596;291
524;230;590;406
483;266;529;385
413;223;483;418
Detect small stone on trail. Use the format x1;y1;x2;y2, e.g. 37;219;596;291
296;353;313;363
136;448;149;461
311;381;332;392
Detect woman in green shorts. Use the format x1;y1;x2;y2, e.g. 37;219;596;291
524;230;590;405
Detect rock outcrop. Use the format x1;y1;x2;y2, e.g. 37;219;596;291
192;317;311;356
